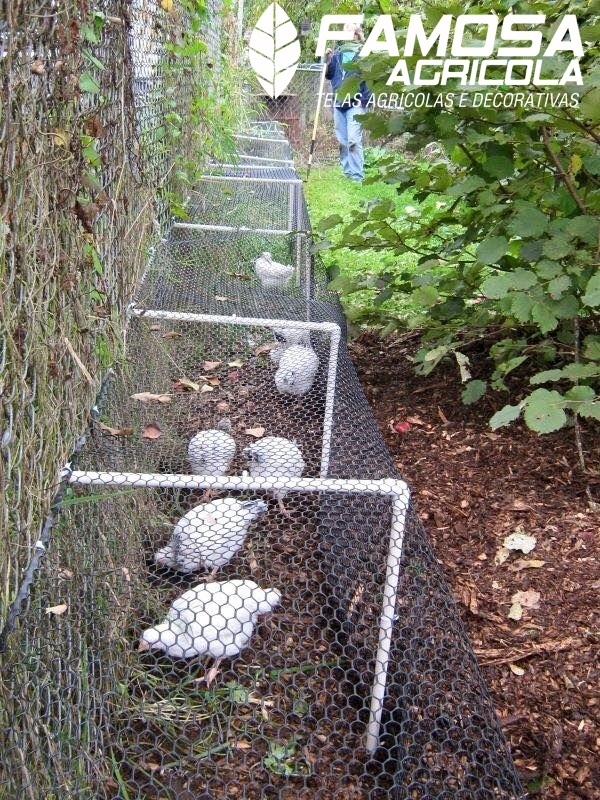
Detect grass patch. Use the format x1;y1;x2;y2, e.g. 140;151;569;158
304;154;421;328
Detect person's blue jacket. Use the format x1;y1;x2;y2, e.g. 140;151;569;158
325;43;371;109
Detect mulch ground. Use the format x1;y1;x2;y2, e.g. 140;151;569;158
349;331;600;800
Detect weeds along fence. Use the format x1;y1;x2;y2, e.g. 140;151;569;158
1;112;525;798
0;4;230;593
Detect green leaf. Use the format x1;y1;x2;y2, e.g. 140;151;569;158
510;292;534;322
483;155;514;179
566;215;599;244
412;285;439;307
531;302;558;334
562;363;600;380
547;275;571;300
482;273;512;299
490;403;523;430
79;72;101;94
582;273;600;307
541;236;573;260
507;205;548;238
523;389;567;434
582;335;600;361
530;369;564;385
580;86;600;124
535;260;562;280
462;379;487;405
564;385;596;403
512;268;538;290
317;214;343;231
476;236;508;266
447;176;486;197
578;401;600;421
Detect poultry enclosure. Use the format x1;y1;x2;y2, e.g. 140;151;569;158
0;124;525;799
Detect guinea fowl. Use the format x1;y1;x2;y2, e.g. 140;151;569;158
139;579;281;685
153;497;267;576
254;251;294;290
274;344;319;397
243;436;305;515
269;327;312;365
188;419;236;501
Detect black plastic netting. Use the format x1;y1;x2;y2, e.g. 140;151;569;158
0;121;525;799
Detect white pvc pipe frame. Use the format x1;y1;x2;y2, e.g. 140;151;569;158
65;468;410;754
128;307;341;479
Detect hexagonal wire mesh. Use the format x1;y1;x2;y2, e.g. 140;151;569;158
0;123;524;799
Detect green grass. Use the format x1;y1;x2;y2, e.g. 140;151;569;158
304;155;421;327
304;152;463;333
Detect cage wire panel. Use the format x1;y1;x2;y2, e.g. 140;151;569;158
0;119;523;799
133;230;332;318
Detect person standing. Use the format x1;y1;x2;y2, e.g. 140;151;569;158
325;24;371;182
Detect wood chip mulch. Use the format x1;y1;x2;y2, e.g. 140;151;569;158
350;331;600;800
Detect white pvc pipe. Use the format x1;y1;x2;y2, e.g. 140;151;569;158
195;176;302;185
68;471;408;497
128;305;340;333
365;493;409;753
172;222;289;236
238;156;294;164
233;134;289;144
319;324;341;478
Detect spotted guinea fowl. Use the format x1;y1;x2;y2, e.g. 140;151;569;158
139;579;281;685
269;327;312;365
153;497;267;575
188;419;236;501
243;436;305;515
254;251;294;290
274;344;319;397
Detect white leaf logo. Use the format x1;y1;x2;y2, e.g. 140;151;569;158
248;3;301;99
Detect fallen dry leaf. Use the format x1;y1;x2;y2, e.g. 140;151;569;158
200;384;214;394
45;603;68;616
512;589;541;609
406;415;427;426
509;663;525;676
130;392;171;404
172;377;200;392
245;426;265;438
214;295;230;302
97;421;134;437
142;423;162;440
254;343;278;356
216;401;230;412
161;330;182;339
228;359;244;368
203;360;222;371
392;420;411;434
503;529;537;554
510;559;546;571
437;406;449;424
507;601;523;621
228;370;240;381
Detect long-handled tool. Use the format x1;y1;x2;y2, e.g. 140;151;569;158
305;59;328;182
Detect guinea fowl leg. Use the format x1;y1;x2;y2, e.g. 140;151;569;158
194;657;222;686
276;496;292;517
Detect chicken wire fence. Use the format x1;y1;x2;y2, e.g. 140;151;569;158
0;116;524;799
